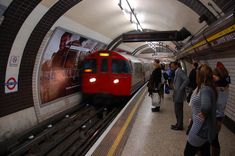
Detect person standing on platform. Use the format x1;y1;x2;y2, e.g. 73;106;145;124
147;59;162;112
167;62;174;89
171;61;189;130
187;62;198;102
184;64;217;156
211;62;230;156
189;62;198;90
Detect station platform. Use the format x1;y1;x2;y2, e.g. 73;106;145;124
86;86;235;156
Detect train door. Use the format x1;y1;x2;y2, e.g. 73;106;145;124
111;59;131;96
131;62;143;93
97;57;111;94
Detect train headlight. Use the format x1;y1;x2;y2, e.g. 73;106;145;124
113;79;119;84
89;78;96;83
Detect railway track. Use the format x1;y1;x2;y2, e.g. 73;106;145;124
1;104;121;156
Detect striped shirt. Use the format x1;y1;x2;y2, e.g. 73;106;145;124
187;89;207;147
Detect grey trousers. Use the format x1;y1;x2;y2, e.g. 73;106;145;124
174;102;184;128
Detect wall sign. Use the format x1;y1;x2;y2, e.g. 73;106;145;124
5;77;18;93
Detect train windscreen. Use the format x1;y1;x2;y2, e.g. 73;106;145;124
83;59;97;73
112;59;131;74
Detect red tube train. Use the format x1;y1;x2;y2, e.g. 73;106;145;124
81;50;153;103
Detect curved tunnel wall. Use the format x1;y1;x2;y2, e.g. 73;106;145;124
0;0;84;117
0;1;116;139
0;0;109;141
0;0;117;142
0;0;42;117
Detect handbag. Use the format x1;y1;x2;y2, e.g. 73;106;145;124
151;92;161;107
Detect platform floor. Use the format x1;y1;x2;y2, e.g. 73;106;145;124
121;92;235;156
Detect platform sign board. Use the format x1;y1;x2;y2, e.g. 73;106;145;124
5;75;18;93
5;55;20;93
122;31;178;42
40;27;105;104
5;77;18;93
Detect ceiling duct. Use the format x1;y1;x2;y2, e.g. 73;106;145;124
122;28;191;42
178;0;217;25
177;27;192;41
212;0;234;14
199;14;208;23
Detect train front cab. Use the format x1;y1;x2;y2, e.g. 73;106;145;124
82;51;132;104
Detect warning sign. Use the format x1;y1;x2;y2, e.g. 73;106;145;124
5;77;18;93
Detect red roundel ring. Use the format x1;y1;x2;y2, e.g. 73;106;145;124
6;77;17;90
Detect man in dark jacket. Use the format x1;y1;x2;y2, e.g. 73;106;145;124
187;62;198;102
189;62;198;90
148;59;162;112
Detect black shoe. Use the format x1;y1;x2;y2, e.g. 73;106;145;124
171;124;178;129
171;126;183;131
155;107;160;111
152;107;160;112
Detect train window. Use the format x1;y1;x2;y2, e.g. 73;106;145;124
83;59;96;73
129;61;133;71
112;59;131;74
133;63;143;78
101;59;108;72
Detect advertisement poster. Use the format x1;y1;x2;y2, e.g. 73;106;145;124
40;27;106;104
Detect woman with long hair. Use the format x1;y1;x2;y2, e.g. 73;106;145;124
184;64;217;156
211;62;230;156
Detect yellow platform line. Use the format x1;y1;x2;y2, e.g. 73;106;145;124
107;90;146;156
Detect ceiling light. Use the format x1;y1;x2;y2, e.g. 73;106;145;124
118;0;143;32
118;0;162;51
